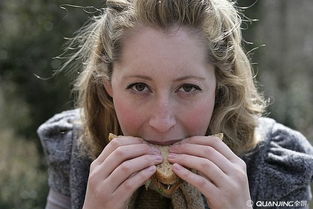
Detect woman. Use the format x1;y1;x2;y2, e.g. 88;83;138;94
38;0;313;208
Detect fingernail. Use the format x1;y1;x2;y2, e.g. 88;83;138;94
173;163;182;171
155;155;163;162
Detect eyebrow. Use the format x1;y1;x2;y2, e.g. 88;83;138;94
124;75;206;81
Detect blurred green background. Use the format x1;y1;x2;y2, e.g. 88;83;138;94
0;0;312;208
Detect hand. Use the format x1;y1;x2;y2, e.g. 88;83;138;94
82;136;162;209
168;135;252;209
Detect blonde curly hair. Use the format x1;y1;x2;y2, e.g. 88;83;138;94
64;0;266;159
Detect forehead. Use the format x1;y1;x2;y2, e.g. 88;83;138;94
116;25;209;72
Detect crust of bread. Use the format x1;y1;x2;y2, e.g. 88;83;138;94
154;165;178;185
153;145;179;185
108;133;117;141
214;133;224;140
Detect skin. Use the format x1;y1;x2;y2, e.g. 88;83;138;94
83;26;252;209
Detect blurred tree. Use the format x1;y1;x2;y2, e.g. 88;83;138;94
254;0;313;140
0;0;102;142
0;2;103;208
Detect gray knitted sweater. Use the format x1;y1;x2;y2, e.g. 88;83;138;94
37;109;313;209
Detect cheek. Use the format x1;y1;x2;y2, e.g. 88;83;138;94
113;96;145;136
181;98;215;135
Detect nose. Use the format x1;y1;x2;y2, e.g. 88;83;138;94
148;98;176;133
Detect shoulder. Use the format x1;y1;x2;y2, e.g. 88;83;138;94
256;117;313;156
258;117;313;182
37;109;82;166
244;117;313;201
37;109;82;196
37;109;81;140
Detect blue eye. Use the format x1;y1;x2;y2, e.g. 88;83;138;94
127;82;150;92
179;84;202;93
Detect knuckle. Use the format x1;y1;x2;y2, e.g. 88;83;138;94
203;146;214;158
110;139;121;149
200;161;207;169
238;159;247;170
115;147;127;158
123;180;135;191
200;159;211;170
120;162;132;173
89;160;98;171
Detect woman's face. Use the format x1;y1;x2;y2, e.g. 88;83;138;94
105;26;216;145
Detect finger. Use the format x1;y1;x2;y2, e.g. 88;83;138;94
169;143;233;174
176;135;239;162
110;155;160;193
172;163;218;201
113;165;156;204
94;136;145;165
168;153;227;187
98;144;161;178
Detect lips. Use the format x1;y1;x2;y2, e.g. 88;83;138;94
146;138;182;146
